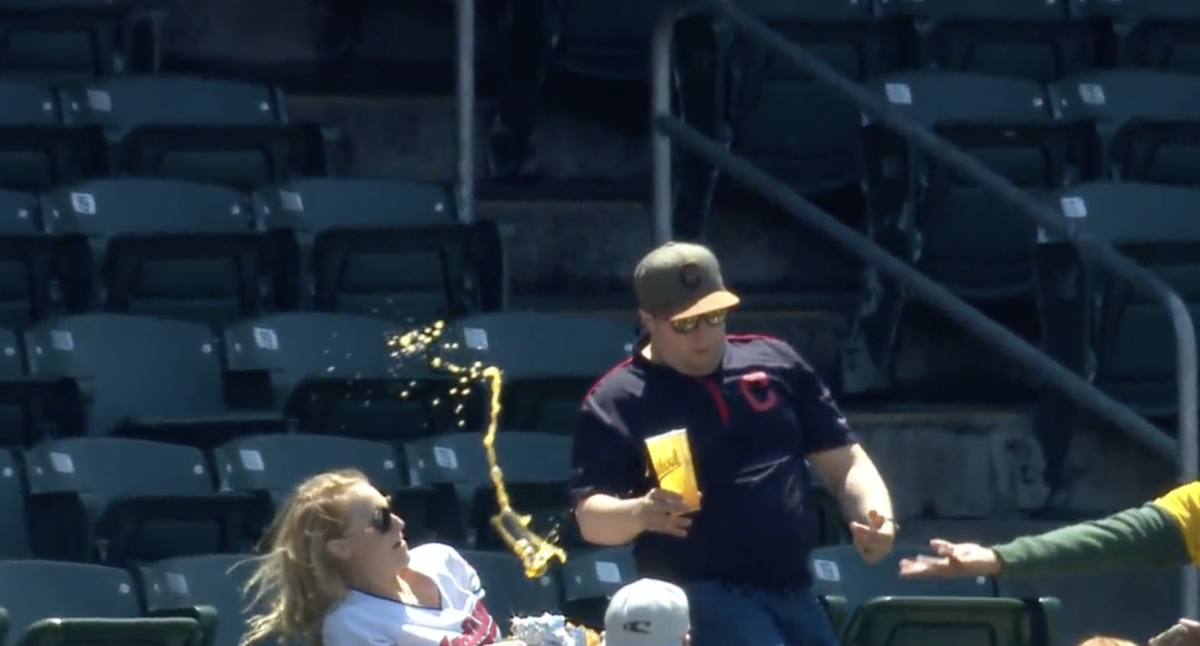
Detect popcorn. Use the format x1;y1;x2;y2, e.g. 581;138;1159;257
508;613;600;646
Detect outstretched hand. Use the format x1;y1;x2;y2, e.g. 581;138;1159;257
849;510;895;564
898;539;1001;578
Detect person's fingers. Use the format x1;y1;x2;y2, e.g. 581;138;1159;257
648;489;687;505
868;510;885;530
849;521;874;537
929;539;957;555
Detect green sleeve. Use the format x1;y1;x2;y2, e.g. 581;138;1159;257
991;503;1190;575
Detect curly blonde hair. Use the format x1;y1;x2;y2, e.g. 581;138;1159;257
239;469;370;646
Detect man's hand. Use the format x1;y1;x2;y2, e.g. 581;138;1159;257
634;488;692;538
898;539;1001;578
849;510;895;563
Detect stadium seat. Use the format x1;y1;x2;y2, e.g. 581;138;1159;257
727;0;904;193
1051;70;1200;186
45;178;267;325
838;596;1059;646
0;1;163;79
255;177;503;320
222;312;438;440
457;549;562;635
1034;182;1200;420
559;546;637;628
23;437;259;564
809;543;997;632
1077;1;1200;74
0;187;54;329
212;433;433;542
60;75;333;191
440;312;634;434
0;560;202;646
0;77;104;191
24;313;276;446
864;71;1092;300
0;450;31;557
405;431;572;548
548;0;657;82
140;553;253;646
877;0;1097;83
0;324;83;448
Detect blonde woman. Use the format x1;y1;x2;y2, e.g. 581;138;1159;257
240;469;526;646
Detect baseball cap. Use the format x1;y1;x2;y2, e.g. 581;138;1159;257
603;578;690;646
634;242;740;321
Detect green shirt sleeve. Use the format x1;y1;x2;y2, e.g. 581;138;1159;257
991;503;1190;575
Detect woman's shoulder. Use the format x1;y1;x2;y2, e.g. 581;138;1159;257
409;542;469;572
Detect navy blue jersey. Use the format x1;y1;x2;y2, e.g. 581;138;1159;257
569;334;856;589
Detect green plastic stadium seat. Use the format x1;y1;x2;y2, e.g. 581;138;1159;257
212;433;434;543
877;0;1096;83
140;553;255;646
1076;1;1200;74
256;177;503;321
559;546;637;628
0;78;104;192
0;450;30;557
0;324;83;449
24;313;279;447
405;431;571;549
0;560;203;646
456;549;562;635
24;437;259;564
440;312;634;434
1052;70;1200;186
0;188;53;329
61;75;333;191
0;1;163;80
839;596;1059;646
222;312;439;441
45;178;266;326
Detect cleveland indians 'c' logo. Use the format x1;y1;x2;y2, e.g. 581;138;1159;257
740;371;779;412
679;262;703;289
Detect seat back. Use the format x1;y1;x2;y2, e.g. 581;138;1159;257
0;1;160;79
550;0;658;82
879;0;1095;82
866;71;1091;299
0;449;30;557
0;560;150;645
23;314;228;438
223;312;434;440
0;188;52;328
1038;182;1200;417
44;178;263;325
456;549;562;635
842;597;1056;646
1053;70;1200;186
443;312;633;433
1077;0;1200;74
257;178;502;320
729;0;902;192
0;78;103;191
214;433;405;498
63;76;330;190
141;553;257;646
24;437;224;562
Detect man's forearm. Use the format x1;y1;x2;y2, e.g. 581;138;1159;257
836;456;893;524
575;494;644;546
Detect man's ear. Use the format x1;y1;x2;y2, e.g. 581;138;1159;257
326;536;351;560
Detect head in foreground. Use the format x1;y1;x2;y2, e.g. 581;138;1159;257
240;469;409;646
635;241;740;377
604;578;691;646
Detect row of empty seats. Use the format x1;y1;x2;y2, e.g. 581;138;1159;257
0;311;635;448
0;176;504;329
0;543;1060;646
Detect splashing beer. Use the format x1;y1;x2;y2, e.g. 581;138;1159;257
389;320;568;579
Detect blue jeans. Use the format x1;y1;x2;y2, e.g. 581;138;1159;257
683;581;840;646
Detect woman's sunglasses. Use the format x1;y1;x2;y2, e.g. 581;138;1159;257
369;505;394;534
671;309;729;334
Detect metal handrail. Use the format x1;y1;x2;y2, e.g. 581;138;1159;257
650;0;1199;617
455;0;475;225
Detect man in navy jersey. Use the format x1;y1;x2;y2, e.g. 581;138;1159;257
570;241;895;646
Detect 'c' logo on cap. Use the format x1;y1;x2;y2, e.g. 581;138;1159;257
679;262;703;289
623;621;653;634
